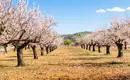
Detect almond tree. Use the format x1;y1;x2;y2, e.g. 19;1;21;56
83;32;103;53
73;37;82;46
82;34;92;50
0;0;13;53
81;17;130;57
0;0;57;66
50;35;63;52
93;31;103;53
106;18;128;57
83;33;97;51
90;32;98;52
94;30;112;54
30;14;56;59
44;30;59;54
121;18;130;50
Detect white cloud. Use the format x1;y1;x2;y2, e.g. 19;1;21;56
126;7;130;10
96;9;106;13
106;7;125;12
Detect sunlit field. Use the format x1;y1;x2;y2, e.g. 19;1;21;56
0;46;130;80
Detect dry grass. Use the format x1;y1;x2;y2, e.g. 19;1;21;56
0;46;130;80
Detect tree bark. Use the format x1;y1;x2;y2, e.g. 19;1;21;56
51;46;54;52
97;44;101;53
80;45;82;48
52;47;54;51
86;44;88;50
46;46;49;54
92;44;96;52
124;41;127;50
81;44;83;49
16;41;30;67
25;46;27;50
49;46;52;52
17;48;25;66
41;47;44;56
14;45;17;52
83;44;85;49
89;44;91;51
116;43;123;58
31;45;38;59
106;45;110;55
4;45;7;53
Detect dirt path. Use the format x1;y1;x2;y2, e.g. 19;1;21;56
0;46;130;80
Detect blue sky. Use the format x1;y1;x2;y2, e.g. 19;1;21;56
27;0;130;34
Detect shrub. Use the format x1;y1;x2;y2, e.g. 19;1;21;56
64;39;72;45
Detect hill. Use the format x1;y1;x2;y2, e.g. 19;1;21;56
61;31;92;40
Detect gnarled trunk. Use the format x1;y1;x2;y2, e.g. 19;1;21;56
106;45;110;55
52;47;55;51
17;47;25;66
49;46;52;52
89;44;91;51
81;44;85;49
4;45;7;53
116;43;123;58
83;44;85;49
92;44;96;52
81;45;82;48
86;44;88;50
97;44;101;53
41;47;44;56
46;46;49;54
124;41;127;50
31;45;38;59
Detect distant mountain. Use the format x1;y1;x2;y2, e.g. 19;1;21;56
61;31;92;40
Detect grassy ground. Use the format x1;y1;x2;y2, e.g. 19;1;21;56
0;46;130;80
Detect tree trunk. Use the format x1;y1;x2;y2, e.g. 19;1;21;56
86;44;88;50
4;45;7;53
81;44;83;49
98;45;101;53
89;44;91;51
92;44;96;52
16;41;30;67
116;43;123;58
106;45;110;55
41;47;44;56
25;46;27;50
83;44;85;49
124;41;127;50
14;45;17;52
17;48;25;66
46;46;49;54
31;45;38;59
51;47;54;52
52;47;54;51
49;46;52;52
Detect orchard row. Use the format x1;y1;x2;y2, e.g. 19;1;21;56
79;18;130;58
0;0;63;66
